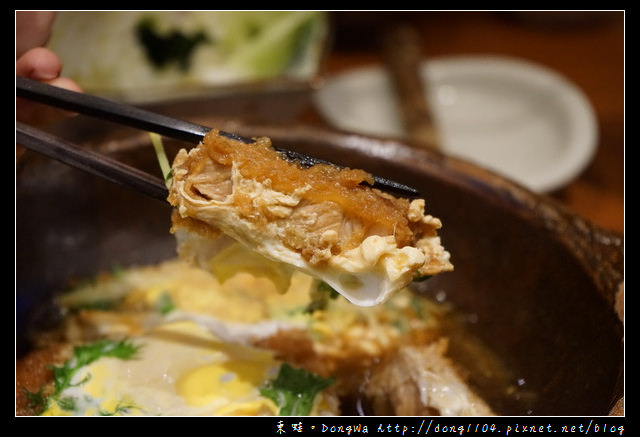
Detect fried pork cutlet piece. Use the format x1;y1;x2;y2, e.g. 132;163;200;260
168;130;453;306
16;344;72;416
362;340;495;416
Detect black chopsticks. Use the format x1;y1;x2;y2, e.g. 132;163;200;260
17;76;212;143
16;76;420;198
17;121;169;201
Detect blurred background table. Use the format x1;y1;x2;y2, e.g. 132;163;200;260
303;11;624;234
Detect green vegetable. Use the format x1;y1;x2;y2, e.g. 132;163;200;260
155;291;176;315
57;396;77;412
136;16;209;71
58;266;132;311
69;299;120;311
224;11;322;76
26;339;141;415
150;133;172;188
52;339;140;396
260;363;334;416
99;401;139;416
410;295;426;319
413;274;432;282
305;281;340;314
22;387;48;413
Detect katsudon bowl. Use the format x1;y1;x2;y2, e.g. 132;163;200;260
15;118;623;416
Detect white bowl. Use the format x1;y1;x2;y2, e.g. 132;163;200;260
313;55;598;193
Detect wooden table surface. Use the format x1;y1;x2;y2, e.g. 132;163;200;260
304;11;624;234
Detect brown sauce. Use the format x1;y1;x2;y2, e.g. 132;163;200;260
201;131;415;247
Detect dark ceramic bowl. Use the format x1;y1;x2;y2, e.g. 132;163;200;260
16;116;624;416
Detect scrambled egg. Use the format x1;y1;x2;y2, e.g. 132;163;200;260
25;237;494;416
39;239;446;416
44;254;347;416
41;321;283;416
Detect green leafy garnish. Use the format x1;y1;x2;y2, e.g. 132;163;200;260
136;16;209;71
26;339;141;414
57;396;77;412
110;264;125;279
98;400;140;416
22;387;48;413
410;295;427;319
260;363;334;416
155;291;175;315
70;299;120;311
305;281;340;314
413;274;432;282
52;339;140;397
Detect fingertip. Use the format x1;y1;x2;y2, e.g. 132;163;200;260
16;47;62;81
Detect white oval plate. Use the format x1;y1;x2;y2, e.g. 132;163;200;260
313;55;598;192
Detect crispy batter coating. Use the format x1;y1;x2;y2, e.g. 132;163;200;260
168;130;453;305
